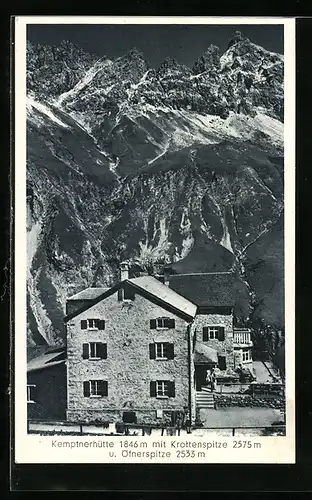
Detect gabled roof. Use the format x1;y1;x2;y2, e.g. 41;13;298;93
169;272;235;307
64;276;197;322
128;276;197;318
27;347;66;373
194;343;218;364
67;287;109;301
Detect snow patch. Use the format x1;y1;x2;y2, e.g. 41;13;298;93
27;96;70;129
56;59;113;106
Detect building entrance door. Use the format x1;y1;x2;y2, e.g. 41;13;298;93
195;364;214;391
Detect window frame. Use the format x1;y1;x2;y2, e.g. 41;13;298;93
89;380;102;398
156;317;169;329
89;342;100;360
27;384;36;403
87;318;98;330
155;342;167;360
156;380;169;398
208;326;220;339
242;348;251;362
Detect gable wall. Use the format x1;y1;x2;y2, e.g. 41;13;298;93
194;310;234;372
66;291;194;424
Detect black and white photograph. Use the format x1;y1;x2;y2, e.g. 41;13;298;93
14;16;295;463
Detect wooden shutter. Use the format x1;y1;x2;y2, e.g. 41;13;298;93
97;320;105;330
81;320;87;329
218;327;225;341
218;355;226;371
168;381;176;397
82;343;89;359
150;381;156;397
169;318;175;329
99;380;108;396
163;318;170;328
150;319;156;329
98;343;107;359
149;343;156;359
203;327;209;341
83;381;90;397
165;343;174;359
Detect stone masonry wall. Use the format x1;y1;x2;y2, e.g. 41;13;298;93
194;312;234;372
66;291;194;425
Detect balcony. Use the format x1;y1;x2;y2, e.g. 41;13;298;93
233;328;253;346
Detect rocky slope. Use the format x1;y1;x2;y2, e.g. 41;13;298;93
26;32;284;347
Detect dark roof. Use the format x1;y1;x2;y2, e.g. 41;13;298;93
194;343;218;364
64;278;196;322
169;272;235;307
68;287;109;300
27;347;66;373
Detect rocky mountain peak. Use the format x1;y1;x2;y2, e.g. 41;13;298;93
192;44;221;75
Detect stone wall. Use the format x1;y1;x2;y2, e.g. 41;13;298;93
66;290;195;425
194;312;234;372
215;393;285;409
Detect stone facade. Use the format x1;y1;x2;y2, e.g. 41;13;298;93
66;290;195;425
193;310;235;374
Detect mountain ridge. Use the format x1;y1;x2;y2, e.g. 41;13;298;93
26;32;284;347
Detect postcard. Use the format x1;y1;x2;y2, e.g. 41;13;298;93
14;16;295;464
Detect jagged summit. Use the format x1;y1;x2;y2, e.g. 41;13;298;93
26;35;284;345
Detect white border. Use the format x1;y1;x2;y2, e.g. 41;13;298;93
14;16;296;464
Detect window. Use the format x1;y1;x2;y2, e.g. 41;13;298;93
82;342;107;360
122;411;137;423
150;318;175;329
88;319;97;329
83;380;108;397
27;384;36;403
242;348;251;362
156;343;165;359
150;380;175;398
156;380;169;397
149;343;174;360
203;326;225;341
80;319;105;330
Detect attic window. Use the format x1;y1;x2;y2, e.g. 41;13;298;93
88;319;98;329
155;317;175;329
80;319;105;330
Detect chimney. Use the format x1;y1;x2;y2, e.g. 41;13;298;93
120;261;129;281
164;266;171;286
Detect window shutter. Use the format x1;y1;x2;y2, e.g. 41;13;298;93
150;381;156;397
98;320;105;330
150;319;156;329
169;318;175;329
81;320;87;330
218;355;226;371
117;289;123;301
98;343;107;359
203;327;209;341
149;343;156;359
168;381;176;397
99;380;108;397
166;343;174;359
163;318;170;328
218;327;225;341
83;381;90;397
82;343;89;359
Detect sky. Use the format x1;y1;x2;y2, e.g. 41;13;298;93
27;24;284;69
